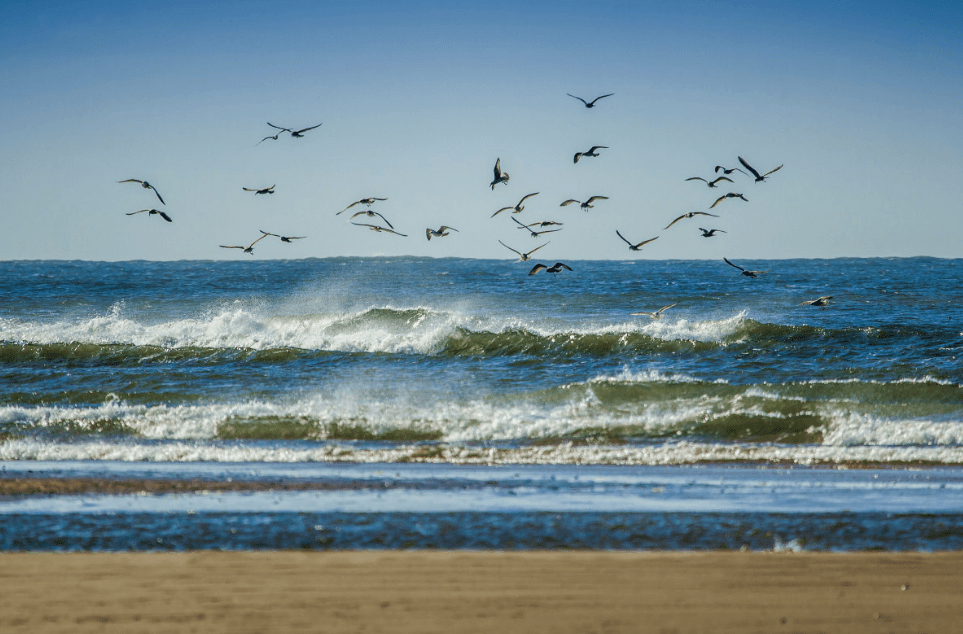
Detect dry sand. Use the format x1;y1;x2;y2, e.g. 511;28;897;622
1;551;961;633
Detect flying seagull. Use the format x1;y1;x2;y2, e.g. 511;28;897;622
699;228;726;237
348;209;393;228
574;146;608;164
119;179;165;205
259;230;305;243
513;216;561;238
351;222;407;237
490;158;510;190
243;185;275;195
724;257;769;278
560;196;608;211
685;176;733;188
337;197;388;215
126;208;171;222
567;93;614;108
800;296;833;307
738;156;783;183
630;303;677;319
492;192;539;217
256;131;283;145
616;230;658;251
426;226;458;240
517;220;563;229
499;240;549;261
220;233;268;255
529;262;573;276
714;165;748;176
710;193;748;209
664;211;719;230
267;122;322;138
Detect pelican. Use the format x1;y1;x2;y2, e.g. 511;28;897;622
724;257;769;278
699;228;726;237
710;193;748;209
268;122;322;138
126;208;171;222
492;192;539;217
426;226;458;240
800;296;833;307
220;234;268;255
243;185;275;195
738;156;783;183
685;176;733;188
259;230;305;243
119;179;165;205
512;216;561;238
529;262;573;276
560;196;608;211
631;303;677;319
351;222;407;237
714;165;748;176
348;209;393;228
337;197;388;215
499;240;548;261
616;230;658;252
574;146;608;163
567;93;613;108
490;158;510;189
665;211;718;230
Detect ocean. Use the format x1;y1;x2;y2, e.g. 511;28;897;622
2;257;962;550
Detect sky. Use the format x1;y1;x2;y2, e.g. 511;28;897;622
1;0;961;261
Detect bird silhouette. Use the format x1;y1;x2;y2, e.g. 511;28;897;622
259;230;305;243
499;240;549;261
560;196;608;211
348;209;393;228
220;233;268;255
616;230;658;251
574;146;608;163
529;262;573;275
567;93;613;108
710;193;748;209
267;122;322;138
492;192;539;217
243;185;275;195
119;179;165;205
664;211;719;230
490;158;510;189
630;303;677;319
799;296;833;307
126;209;171;222
714;165;748;176
256;131;282;145
512;216;561;238
351;222;407;237
685;176;733;188
426;226;458;240
699;228;726;237
337;198;388;215
724;257;769;278
738;156;783;183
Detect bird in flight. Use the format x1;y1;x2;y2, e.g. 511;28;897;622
220;233;268;255
573;146;608;164
351;222;407;237
529;262;573;276
126;208;171;222
685;176;733;188
517;220;563;229
560;196;608;211
337;197;388;215
512;216;561;238
259;230;305;243
699;228;726;238
492;192;539;217
710;193;748;209
664;211;719;230
499;240;549;261
567;93;613;108
738;156;783;183
348;209;393;228
799;296;833;307
490;158;510;190
256;131;283;145
119;179;165;205
631;303;677;319
724;257;769;278
426;226;458;240
714;165;748;176
267;122;322;138
616;230;658;251
243;185;275;195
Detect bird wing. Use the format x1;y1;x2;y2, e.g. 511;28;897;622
566;93;588;106
248;234;269;249
588;146;608;152
587;93;614;105
709;195;727;209
220;245;244;249
664;214;686;229
526;242;549;256
634;236;659;249
629;311;656;317
694;212;719;218
763;164;783;177
256;134;277;145
534;229;562;236
656;303;677;314
425;228;433;240
149;185;165;205
710;177;733;186
285;236;306;240
266;122;290;131
559;199;579;207
737;156;762;180
528;263;548;275
498;240;521;256
337;201;361;215
585;196;608;204
723;257;745;272
573;152;582;164
491;206;513;218
351;222;379;230
125;209;148;215
373;212;394;229
512;216;531;231
440;226;458;232
157;211;172;222
493;158;502;178
518;192;539;205
685;177;707;183
615;229;632;246
294;123;322;134
118;179;144;184
259;230;280;237
554;262;573;271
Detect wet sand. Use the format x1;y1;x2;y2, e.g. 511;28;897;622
2;551;961;633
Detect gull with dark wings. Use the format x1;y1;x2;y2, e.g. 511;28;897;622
267;122;322;138
567;93;613;108
665;211;718;230
685;175;733;188
351;222;407;237
119;179;165;205
499;240;549;261
513;216;561;238
710;193;748;209
426;226;458;240
615;230;658;252
348;209;393;228
529;262;573;276
800;296;833;307
337;197;388;215
220;233;268;255
724;257;769;278
243;185;275;195
560;196;608;211
490;158;510;190
126;209;171;222
259;230;305;243
492;192;539;217
631;303;677;320
738;156;783;183
573;146;608;164
714;165;748;176
699;228;726;237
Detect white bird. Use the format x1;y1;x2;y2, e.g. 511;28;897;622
220;233;268;255
616;230;658;252
664;211;719;230
574;146;608;163
337;198;388;215
259;230;305;243
490;158;510;189
710;193;748;209
499;240;549;261
630;303;677;319
529;262;573;275
724;257;769;278
426;226;458;240
351;222;407;237
492;192;539;217
738;156;783;183
685;176;733;188
126;208;171;222
800;296;833;307
560;196;608;211
243;185;275;195
567;93;613;108
119;179;165;205
267;122;322;138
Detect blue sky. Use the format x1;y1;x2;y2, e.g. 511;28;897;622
1;0;961;261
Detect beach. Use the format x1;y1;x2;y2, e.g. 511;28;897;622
2;551;961;633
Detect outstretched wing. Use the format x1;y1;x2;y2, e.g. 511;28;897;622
664;214;686;229
493;158;502;179
763;164;783;178
259;230;281;238
156;211;172;222
723;257;745;272
710;177;733;186
337;200;361;215
737;156;762;180
560;199;579;207
585;196;608;205
126;209;148;216
267;122;291;132
553;262;573;271
709;195;727;209
615;229;633;246
118;179;144;184
573;152;583;164
694;212;719;218
635;236;659;249
587;93;614;105
528;263;548;275
492;206;513;218
149;185;165;205
685;177;707;184
498;240;521;256
373;212;394;229
527;242;549;256
294;123;322;134
518;192;539;205
588;146;608;153
566;93;588;106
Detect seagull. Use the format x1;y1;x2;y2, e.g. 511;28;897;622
574;146;608;163
243;185;275;195
529;262;573;276
699;228;726;237
724;257;769;278
220;234;268;255
560;196;608;211
259;230;305;243
118;179;165;205
256;131;283;145
492;192;539;217
710;193;748;209
738;156;783;183
499;240;549;261
490;158;510;190
126;208;171;222
348;209;393;228
426;226;458;240
567;93;614;108
268;122;322;138
799;296;833;307
512;216;561;238
351;222;407;237
616;230;658;251
337;198;388;215
685;176;733;188
664;211;719;230
630;303;677;319
517;220;563;229
714;165;748;176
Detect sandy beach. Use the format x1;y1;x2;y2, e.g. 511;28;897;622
2;551;961;633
